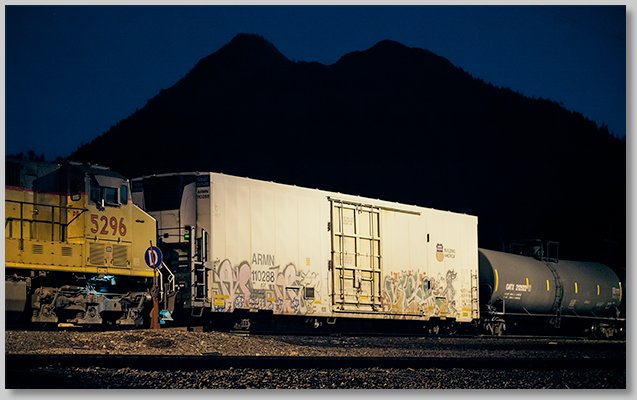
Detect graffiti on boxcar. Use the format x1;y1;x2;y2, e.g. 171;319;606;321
381;269;458;317
212;259;321;315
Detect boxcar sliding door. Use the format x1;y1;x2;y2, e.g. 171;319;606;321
330;199;382;313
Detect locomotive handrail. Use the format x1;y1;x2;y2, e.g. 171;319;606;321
6;199;88;247
6;199;88;211
156;261;176;309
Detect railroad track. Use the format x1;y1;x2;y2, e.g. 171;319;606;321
5;323;625;342
6;353;625;371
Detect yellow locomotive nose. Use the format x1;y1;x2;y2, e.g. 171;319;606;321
5;158;157;328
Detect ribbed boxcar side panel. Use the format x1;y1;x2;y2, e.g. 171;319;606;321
205;173;478;323
424;209;478;323
209;174;331;317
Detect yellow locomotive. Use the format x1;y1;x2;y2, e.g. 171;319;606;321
5;158;157;327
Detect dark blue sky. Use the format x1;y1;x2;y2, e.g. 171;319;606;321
5;4;627;160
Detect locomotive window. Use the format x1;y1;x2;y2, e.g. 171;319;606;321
70;179;81;201
90;177;122;208
104;187;118;205
90;185;102;205
120;184;129;204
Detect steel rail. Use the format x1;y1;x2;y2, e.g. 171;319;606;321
5;353;624;371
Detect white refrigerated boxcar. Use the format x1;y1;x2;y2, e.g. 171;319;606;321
132;172;479;329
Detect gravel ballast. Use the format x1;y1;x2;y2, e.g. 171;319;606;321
4;328;626;389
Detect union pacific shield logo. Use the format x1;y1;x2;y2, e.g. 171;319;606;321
436;243;444;262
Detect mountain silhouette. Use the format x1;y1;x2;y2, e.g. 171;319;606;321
69;33;625;274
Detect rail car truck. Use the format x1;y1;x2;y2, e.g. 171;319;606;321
5;158;157;327
131;172;480;332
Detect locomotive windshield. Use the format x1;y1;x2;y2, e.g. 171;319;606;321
90;175;129;207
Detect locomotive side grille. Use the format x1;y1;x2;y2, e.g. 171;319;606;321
112;245;128;267
32;244;44;254
89;243;105;265
61;246;73;257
